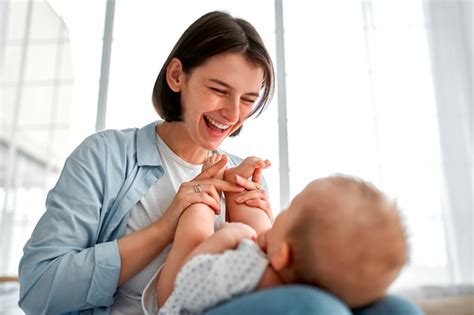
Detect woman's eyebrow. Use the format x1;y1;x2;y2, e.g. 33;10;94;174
208;78;260;97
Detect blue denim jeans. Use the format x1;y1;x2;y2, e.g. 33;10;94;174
205;285;424;315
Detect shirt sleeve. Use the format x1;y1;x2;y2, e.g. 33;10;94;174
18;133;122;314
159;239;268;314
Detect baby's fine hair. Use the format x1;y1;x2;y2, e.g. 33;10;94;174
287;174;408;286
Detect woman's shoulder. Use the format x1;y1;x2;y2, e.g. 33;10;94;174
73;127;139;155
77;121;158;152
68;122;159;169
60;129;137;174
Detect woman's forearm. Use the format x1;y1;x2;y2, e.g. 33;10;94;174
117;217;174;285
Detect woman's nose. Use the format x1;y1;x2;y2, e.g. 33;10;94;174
222;96;240;123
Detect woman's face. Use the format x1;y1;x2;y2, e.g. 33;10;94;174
178;52;264;151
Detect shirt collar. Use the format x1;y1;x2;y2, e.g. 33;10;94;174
136;121;163;166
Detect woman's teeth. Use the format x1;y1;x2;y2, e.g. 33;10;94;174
206;116;230;131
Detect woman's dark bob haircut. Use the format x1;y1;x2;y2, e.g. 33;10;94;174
152;11;275;136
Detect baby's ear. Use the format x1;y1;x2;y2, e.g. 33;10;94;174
270;241;291;271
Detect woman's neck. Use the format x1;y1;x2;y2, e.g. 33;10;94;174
156;122;209;165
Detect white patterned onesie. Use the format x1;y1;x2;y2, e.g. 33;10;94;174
156;238;269;315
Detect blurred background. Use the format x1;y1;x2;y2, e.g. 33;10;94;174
0;0;472;312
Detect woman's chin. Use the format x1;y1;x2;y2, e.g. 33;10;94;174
201;140;223;151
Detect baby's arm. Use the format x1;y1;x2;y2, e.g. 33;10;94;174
224;157;272;234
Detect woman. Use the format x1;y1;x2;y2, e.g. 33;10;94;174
18;11;421;315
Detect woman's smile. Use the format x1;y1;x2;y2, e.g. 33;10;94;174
203;115;232;134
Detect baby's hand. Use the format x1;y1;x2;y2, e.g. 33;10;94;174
218;222;257;242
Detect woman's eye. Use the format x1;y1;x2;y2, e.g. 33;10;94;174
209;87;226;95
242;98;256;106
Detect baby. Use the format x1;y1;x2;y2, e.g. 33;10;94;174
153;158;407;314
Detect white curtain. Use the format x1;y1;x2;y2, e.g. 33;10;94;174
423;0;473;284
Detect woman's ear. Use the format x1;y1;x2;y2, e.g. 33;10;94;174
269;241;291;271
166;58;184;92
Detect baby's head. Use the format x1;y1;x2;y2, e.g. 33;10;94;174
260;175;407;308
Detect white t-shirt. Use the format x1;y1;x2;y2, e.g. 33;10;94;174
111;131;226;314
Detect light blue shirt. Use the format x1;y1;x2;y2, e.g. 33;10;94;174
18;121;244;314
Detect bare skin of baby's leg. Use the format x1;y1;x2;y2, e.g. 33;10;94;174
156;155;221;306
224;157;272;234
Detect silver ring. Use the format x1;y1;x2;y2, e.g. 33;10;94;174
193;184;202;193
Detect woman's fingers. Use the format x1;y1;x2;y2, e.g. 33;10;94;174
177;183;220;213
178;178;244;214
206;178;245;193
187;192;221;214
232;175;273;222
235;174;264;190
233;188;267;203
233;188;273;222
185;182;221;205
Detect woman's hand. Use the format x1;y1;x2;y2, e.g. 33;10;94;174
233;171;273;223
159;155;244;238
